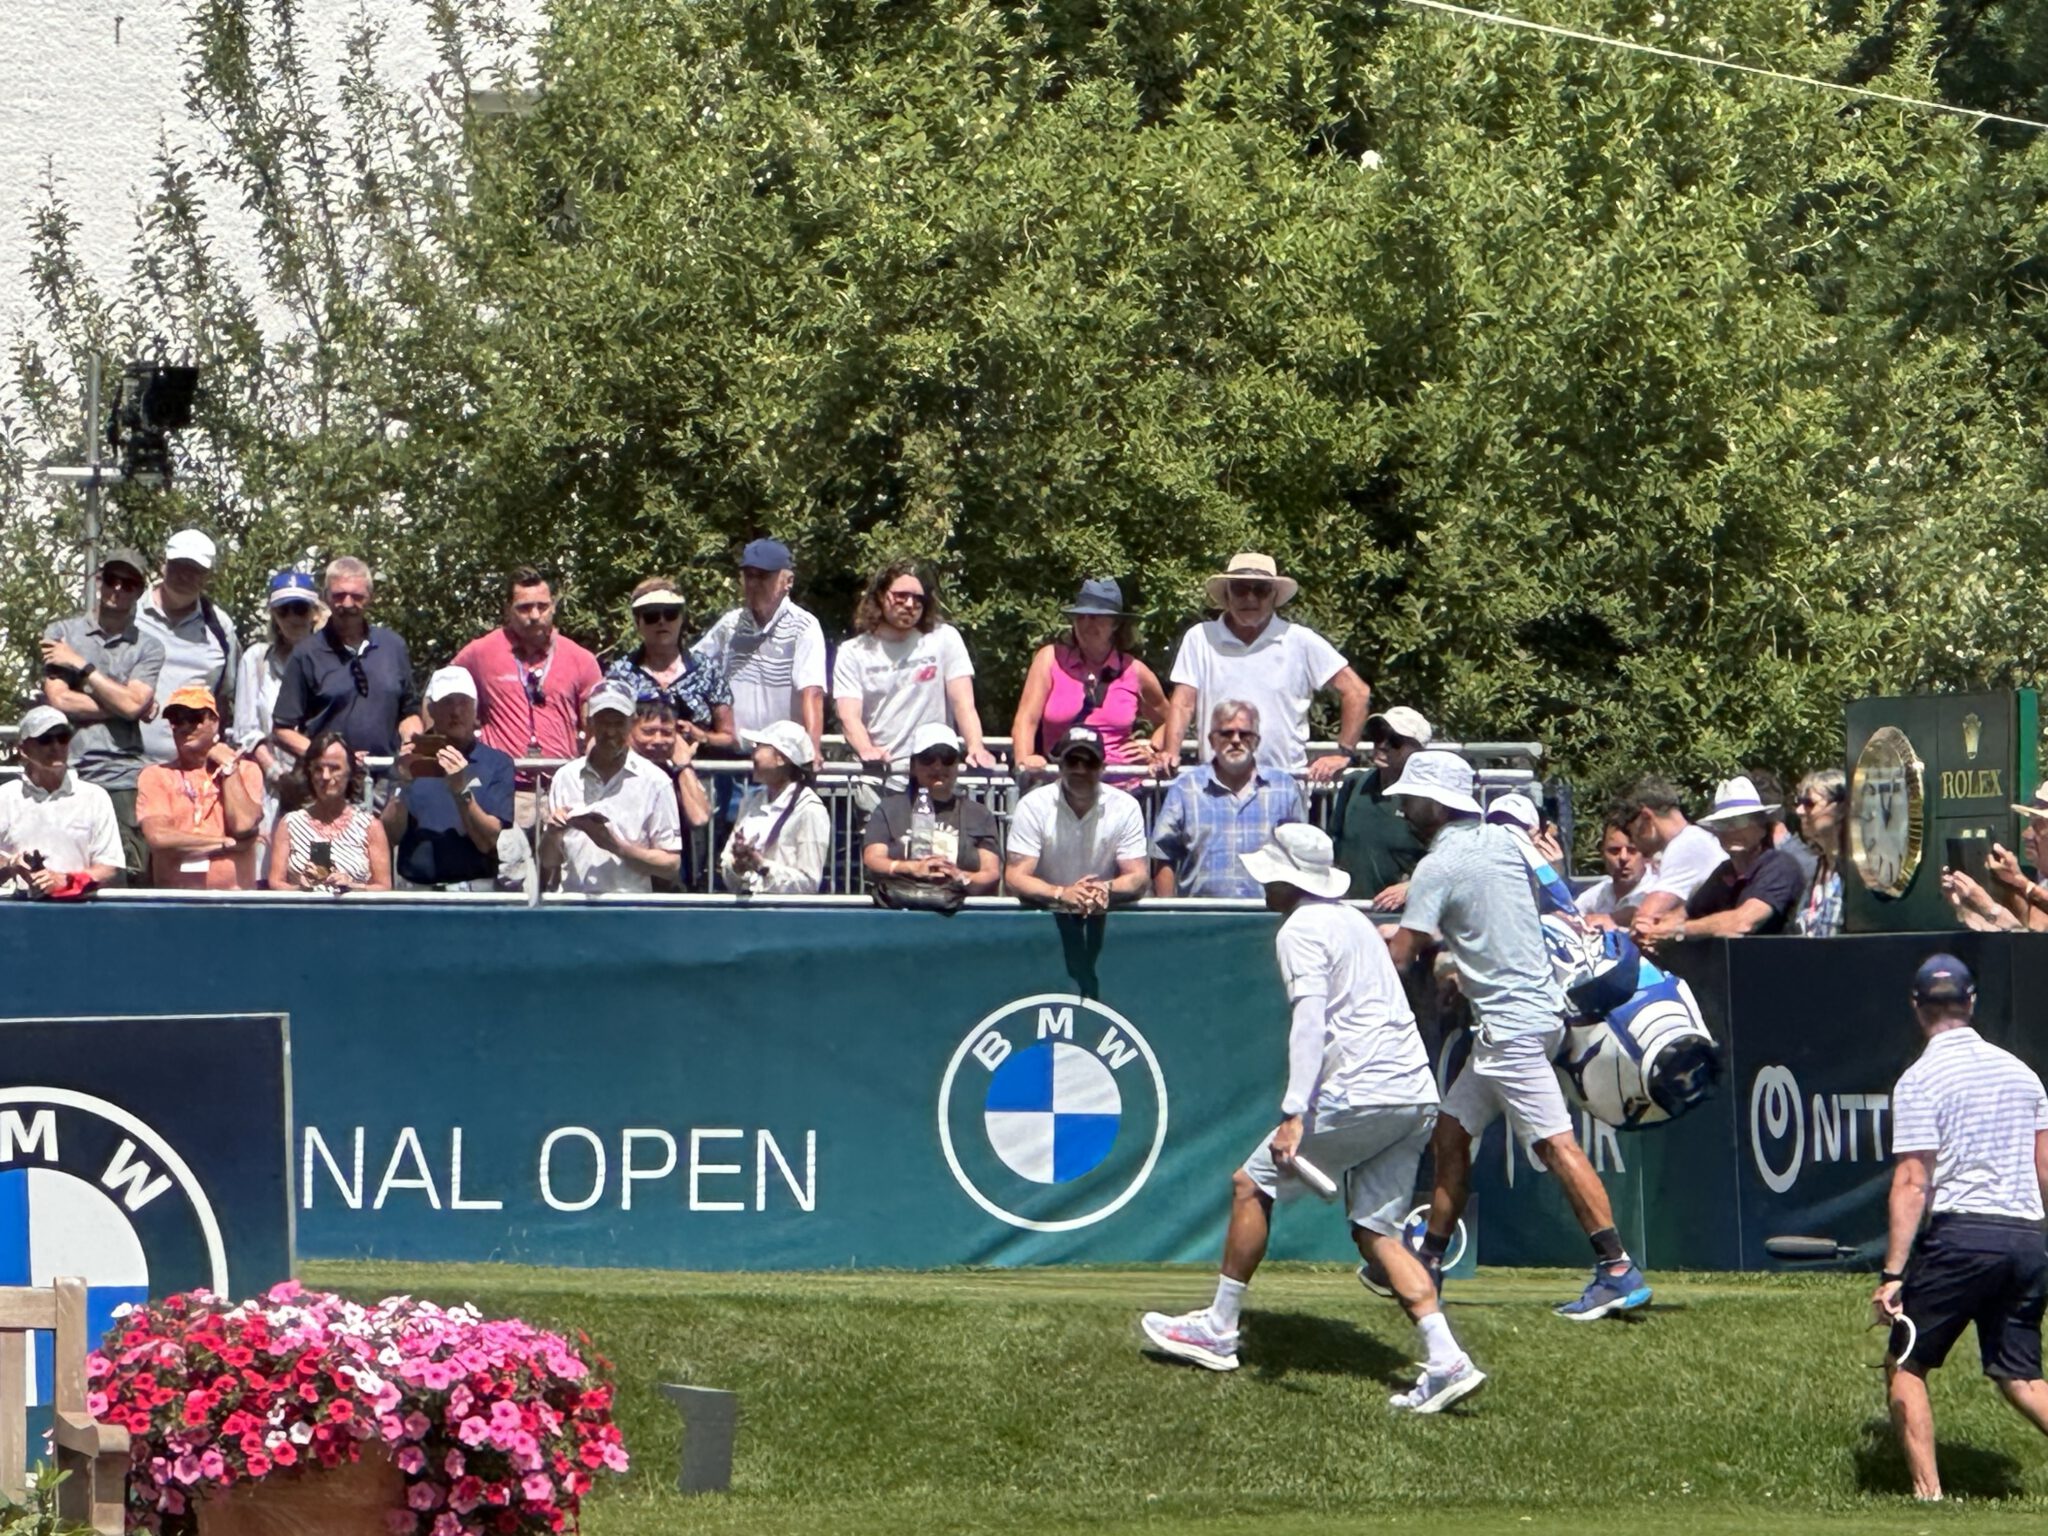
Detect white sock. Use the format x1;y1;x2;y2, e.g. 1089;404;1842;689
1417;1310;1462;1372
1208;1275;1247;1333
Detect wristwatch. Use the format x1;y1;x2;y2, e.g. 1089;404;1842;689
74;662;96;688
1881;1269;1905;1284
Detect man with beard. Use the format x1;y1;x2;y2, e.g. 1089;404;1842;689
1149;700;1304;898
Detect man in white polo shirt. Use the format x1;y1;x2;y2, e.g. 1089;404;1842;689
691;538;828;765
1140;824;1484;1412
1003;727;1149;914
1876;954;2048;1502
0;706;123;895
542;682;683;894
1156;552;1371;781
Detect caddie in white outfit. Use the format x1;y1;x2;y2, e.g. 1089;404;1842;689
1139;824;1486;1414
1381;749;1653;1323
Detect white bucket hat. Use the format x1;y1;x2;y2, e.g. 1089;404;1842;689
1696;775;1779;826
1203;552;1299;609
1239;824;1350;899
1384;749;1481;815
744;720;815;770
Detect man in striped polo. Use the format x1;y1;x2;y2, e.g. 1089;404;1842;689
1876;953;2048;1501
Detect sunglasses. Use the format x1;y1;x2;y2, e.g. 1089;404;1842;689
348;657;370;698
636;606;683;623
163;708;210;727
29;729;74;746
1229;580;1274;599
1214;728;1259;741
913;750;960;767
886;590;928;607
274;601;314;618
524;673;547;707
99;571;144;593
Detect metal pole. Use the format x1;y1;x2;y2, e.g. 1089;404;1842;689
81;356;103;608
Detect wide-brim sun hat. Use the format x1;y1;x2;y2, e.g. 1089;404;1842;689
1384;748;1481;815
1697;775;1780;826
1063;577;1126;617
1203;552;1299;610
2011;784;2048;819
1240;824;1350;899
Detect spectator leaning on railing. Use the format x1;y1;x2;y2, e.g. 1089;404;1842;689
543;683;684;895
454;565;603;828
1789;768;1845;936
690;539;827;765
1156;552;1370;781
720;721;831;896
40;544;162;878
1005;726;1150;914
0;706;122;897
270;729;392;892
1009;578;1170;774
1149;700;1304;899
1611;775;1724;925
1632;777;1805;947
608;577;737;754
834;560;999;778
232;570;323;828
861;722;1003;903
272;557;422;772
136;684;264;891
138;529;241;766
1330;706;1432;909
379;667;513;892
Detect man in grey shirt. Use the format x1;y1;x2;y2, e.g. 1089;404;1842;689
137;527;240;764
1381;749;1653;1322
40;546;165;878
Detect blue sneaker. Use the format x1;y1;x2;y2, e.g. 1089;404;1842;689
1555;1263;1652;1321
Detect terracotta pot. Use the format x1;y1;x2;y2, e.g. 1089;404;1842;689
195;1445;406;1536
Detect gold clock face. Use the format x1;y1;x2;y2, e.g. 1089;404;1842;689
1849;725;1924;899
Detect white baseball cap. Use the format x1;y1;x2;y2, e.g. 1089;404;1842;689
16;705;71;742
584;682;637;720
744;720;814;769
1239;824;1351;899
1486;792;1540;832
1366;706;1434;748
905;721;964;758
163;528;217;569
424;666;477;705
1384;749;1481;815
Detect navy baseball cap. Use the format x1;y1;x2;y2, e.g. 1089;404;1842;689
739;538;793;572
1912;953;1975;1003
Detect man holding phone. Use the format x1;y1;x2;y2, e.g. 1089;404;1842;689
541;683;682;894
381;668;515;890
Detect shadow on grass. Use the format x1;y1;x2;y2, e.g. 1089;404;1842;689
1242;1309;1413;1385
1852;1414;2025;1498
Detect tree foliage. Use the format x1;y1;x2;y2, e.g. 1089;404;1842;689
5;0;2048;818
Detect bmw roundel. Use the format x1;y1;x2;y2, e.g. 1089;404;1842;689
938;995;1167;1231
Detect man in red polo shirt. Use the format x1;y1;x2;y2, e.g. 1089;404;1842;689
453;566;602;828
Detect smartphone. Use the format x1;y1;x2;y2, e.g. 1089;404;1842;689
409;733;450;777
1946;835;1990;887
308;839;332;868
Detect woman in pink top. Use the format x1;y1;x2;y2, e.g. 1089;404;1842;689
1009;578;1169;771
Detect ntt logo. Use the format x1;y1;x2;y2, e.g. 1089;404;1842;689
937;995;1168;1233
1748;1065;1892;1194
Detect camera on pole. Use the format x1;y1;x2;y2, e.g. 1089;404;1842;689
104;360;200;485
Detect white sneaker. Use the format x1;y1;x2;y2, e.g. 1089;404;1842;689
1139;1309;1240;1371
1388;1355;1486;1413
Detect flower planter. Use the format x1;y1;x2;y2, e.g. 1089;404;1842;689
196;1447;405;1536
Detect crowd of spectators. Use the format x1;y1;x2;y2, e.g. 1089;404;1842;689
0;530;1891;931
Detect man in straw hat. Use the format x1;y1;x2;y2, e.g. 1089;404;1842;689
1632;776;1806;946
1154;552;1370;781
1962;783;2048;932
1139;823;1486;1412
1383;749;1653;1321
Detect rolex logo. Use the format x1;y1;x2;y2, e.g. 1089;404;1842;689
1963;713;1982;762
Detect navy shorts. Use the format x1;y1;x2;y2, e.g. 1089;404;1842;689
1899;1214;2048;1380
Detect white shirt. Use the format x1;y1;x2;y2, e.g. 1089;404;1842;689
719;782;831;895
692;599;827;737
831;624;975;766
1006;783;1147;886
1275;900;1437;1117
1892;1027;2048;1220
1575;875;1647;918
1638;822;1724;905
0;772;123;886
1168;616;1346;775
547;751;684;895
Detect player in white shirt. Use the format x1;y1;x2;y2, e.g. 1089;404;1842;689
833;560;998;777
1140;825;1485;1413
1613;775;1723;924
1155;552;1371;780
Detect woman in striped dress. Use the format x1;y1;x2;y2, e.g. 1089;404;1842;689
266;730;391;891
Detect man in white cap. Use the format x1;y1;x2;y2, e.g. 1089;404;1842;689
1331;704;1432;906
0;706;124;895
859;722;1002;897
1383;749;1653;1321
719;720;831;895
138;528;240;765
541;682;683;894
1610;775;1723;926
1633;777;1806;946
1140;823;1485;1412
379;667;516;890
1155;552;1371;781
1004;726;1150;914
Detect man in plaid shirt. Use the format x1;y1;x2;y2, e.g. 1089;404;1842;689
1150;700;1306;897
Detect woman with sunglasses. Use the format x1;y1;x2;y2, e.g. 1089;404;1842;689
233;570;325;824
605;578;738;755
269;730;392;892
1790;768;1846;936
1009;578;1170;775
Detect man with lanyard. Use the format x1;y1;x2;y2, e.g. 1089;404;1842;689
272;557;422;785
1876;954;2048;1502
454;565;603;829
1382;749;1653;1321
1140;824;1485;1412
137;528;239;765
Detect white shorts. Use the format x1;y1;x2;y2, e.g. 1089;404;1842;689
1440;1023;1574;1144
1240;1104;1437;1236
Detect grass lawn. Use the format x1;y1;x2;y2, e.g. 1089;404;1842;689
302;1260;2048;1535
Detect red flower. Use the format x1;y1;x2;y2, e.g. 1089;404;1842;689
328;1399;355;1422
271;1442;298;1469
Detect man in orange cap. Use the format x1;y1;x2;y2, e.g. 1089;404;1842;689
135;685;265;890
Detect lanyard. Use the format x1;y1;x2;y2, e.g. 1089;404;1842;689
517;639;556;755
177;767;220;827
